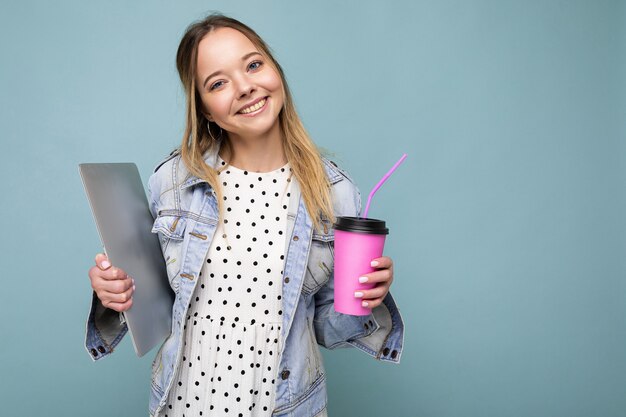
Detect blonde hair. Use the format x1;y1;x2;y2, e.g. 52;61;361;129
175;13;334;232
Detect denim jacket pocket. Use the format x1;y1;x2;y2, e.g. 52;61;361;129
302;218;334;295
151;211;187;293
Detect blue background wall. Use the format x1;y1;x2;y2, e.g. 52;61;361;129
1;1;624;416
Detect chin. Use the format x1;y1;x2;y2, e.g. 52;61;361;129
243;119;281;137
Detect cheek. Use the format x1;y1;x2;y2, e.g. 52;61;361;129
203;95;231;119
263;71;283;94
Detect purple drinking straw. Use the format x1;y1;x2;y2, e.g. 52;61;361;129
362;153;408;218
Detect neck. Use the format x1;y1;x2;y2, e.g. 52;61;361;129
219;123;287;173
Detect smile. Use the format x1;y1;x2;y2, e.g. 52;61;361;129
237;97;268;116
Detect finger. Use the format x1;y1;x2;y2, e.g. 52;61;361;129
100;266;130;281
88;265;121;288
357;268;393;285
361;296;384;309
97;276;134;294
354;285;388;301
95;253;111;270
370;256;393;269
103;297;133;312
101;285;134;304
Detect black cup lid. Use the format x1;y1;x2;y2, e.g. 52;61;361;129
333;216;389;235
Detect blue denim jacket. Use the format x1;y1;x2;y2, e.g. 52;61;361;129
85;146;405;417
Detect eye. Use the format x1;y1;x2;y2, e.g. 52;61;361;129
248;60;263;71
209;80;224;91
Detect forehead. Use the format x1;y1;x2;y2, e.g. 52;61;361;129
197;27;259;71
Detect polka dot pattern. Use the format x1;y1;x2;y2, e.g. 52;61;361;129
158;156;292;416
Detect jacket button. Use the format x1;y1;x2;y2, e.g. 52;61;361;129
281;370;290;380
391;350;398;359
284;277;290;284
382;347;390;356
97;346;106;354
293;235;299;241
90;348;98;357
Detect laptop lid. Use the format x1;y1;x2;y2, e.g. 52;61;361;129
79;163;174;357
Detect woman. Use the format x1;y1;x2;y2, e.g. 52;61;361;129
85;13;404;417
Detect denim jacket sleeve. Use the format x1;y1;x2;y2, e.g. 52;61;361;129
312;167;405;364
84;171;161;361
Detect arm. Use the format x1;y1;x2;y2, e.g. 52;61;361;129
313;272;404;363
312;173;405;363
84;291;129;361
83;172;160;361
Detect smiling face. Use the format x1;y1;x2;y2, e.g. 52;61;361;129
195;27;285;141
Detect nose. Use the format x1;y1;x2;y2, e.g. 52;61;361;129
236;75;255;99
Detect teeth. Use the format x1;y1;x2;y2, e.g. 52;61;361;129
239;98;266;114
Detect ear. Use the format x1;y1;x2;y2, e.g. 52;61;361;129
199;102;212;121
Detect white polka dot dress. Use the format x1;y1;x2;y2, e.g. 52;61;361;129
158;156;293;417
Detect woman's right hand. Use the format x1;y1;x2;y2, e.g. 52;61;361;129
89;253;135;312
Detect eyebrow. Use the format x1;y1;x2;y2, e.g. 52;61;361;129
202;51;262;88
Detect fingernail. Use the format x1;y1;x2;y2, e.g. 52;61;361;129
354;291;364;298
132;278;135;285
133;285;136;291
359;276;369;283
102;260;111;269
370;260;379;267
362;301;369;308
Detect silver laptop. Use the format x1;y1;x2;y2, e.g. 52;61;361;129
79;163;174;357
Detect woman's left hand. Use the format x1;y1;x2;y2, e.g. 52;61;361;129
354;256;394;309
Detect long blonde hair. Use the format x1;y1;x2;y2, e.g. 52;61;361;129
175;13;334;232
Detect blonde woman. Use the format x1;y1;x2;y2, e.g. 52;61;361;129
85;13;404;417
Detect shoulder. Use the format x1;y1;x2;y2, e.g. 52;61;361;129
320;156;357;186
147;148;183;201
320;157;362;216
153;148;181;174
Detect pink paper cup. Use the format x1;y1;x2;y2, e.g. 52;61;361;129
333;216;389;315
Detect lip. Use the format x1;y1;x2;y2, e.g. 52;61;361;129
236;96;268;116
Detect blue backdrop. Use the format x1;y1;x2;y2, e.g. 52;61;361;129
1;1;624;416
